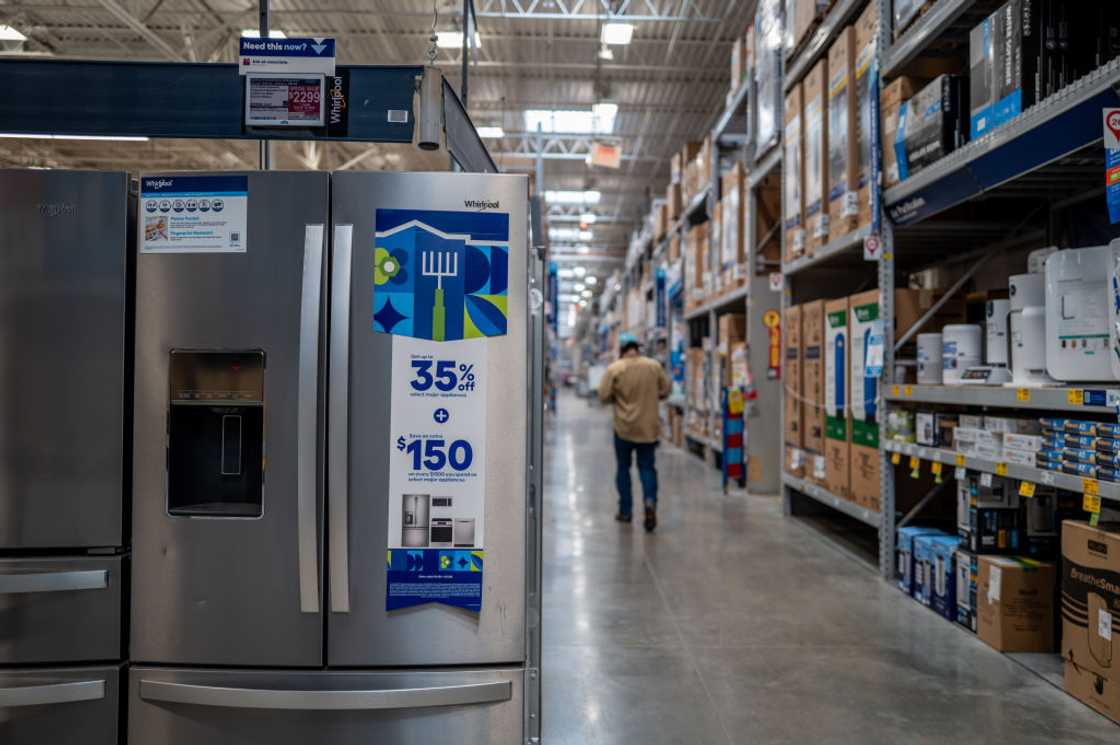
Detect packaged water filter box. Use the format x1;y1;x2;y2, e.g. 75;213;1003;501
993;0;1040;130
913;532;940;606
802;300;825;456
827;26;858;241
956;548;979;631
898;526;942;595
930;535;964;621
824;297;850;497
895;74;969;180
1061;520;1120;723
854;2;878;229
785;304;803;449
970;11;996;138
848;289;881;508
783;84;805;261
804;58;829;253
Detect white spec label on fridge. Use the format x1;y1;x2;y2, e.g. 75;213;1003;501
139;174;248;253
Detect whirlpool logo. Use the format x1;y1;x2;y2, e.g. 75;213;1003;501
329;76;346;126
143;178;174;192
464;199;499;210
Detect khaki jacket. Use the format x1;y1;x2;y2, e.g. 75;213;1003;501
597;354;671;443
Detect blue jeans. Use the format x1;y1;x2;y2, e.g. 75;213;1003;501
614;434;658;516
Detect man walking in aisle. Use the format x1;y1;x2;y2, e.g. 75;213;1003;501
598;332;671;532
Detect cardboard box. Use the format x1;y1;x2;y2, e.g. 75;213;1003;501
669;232;681;262
850;443;880;510
881;76;921;188
827;26;858;241
894;74;969;181
801;300;825;457
785;304;803;449
854;1;879;229
672;141;703;185
792;0;828;54
783;84;805;263
666;181;683;221
1061;520;1120;722
956;548;979;631
930;535;963;621
977;556;1055;652
653;200;668;240
913;532;938;606
824;297;850;498
893;0;928;39
720;163;747;282
731;34;748;94
786;444;805;478
718;313;746;356
755;1;782;152
730;341;749;388
803;58;829;254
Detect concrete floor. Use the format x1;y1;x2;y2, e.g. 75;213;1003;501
541;394;1118;744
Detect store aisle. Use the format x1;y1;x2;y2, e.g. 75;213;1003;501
541;394;1117;745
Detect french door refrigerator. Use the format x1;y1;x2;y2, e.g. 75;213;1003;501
0;169;129;744
129;170;539;744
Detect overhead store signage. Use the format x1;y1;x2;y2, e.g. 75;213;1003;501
590;141;622;169
245;74;325;127
1105;108;1120;224
238;37;336;76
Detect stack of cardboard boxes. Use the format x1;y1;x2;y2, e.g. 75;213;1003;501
784;304;803;476
783;2;878;263
802;301;826;484
719;163;748;293
786;0;830;58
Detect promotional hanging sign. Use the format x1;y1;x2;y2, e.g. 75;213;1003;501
238;36;336;76
374;207;508;612
139;174;247;253
1105;108;1120;225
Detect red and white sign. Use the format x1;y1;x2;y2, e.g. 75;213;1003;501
1105;108;1120;150
589;142;622;169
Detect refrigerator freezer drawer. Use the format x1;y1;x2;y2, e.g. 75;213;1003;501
0;664;122;745
129;666;524;744
0;555;123;665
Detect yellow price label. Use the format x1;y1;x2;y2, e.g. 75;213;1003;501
890;452;901;465
931;462;943;475
904;385;913;397
1016;388;1030;402
955;453;966;467
1083;478;1100;497
909;456;920;470
1084;492;1102;514
891;385;900;397
1019;481;1035;498
995;463;1008;476
1067;389;1084;406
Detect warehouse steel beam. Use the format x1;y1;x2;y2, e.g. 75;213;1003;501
96;0;183;60
474;0;720;22
492;133;659;162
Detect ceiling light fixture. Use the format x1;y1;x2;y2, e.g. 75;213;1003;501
597;43;614;61
525;108;616;135
601;22;635;46
580;213;598;224
545;190;602;205
241;29;287;38
0;133;150;141
436;31;482;48
476;126;505;138
586;276;598;285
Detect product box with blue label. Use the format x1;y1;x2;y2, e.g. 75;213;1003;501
897;526;942;595
824;296;850;498
930;535;963;621
955;548;978;632
895;74;968;180
912;532;943;606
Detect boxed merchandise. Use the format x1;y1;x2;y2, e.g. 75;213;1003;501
959;414;984;430
827;26;858;241
968;505;1022;555
1003;449;1037;467
894;74;969;180
851;442;881;511
898;526;942;595
786;444;805;478
883;79;944;187
666;181;683;221
1061;520;1120;722
709;202;722;293
977;556;1056;652
854;1;878;229
755;0;782;152
969;9;996;138
791;0;828;55
785;304;803;449
653;200;668;240
684;136;712;205
721;163;747;283
783;84;806;262
669;232;681;262
984;416;1041;435
824;297;850;498
885;409;915;443
802;300;826;458
730;33;748;95
718;313;746;356
956;548;979;631
972;473;1018;510
916;412;956;447
672;141;703;185
730;342;749;388
913;532;940;606
803;58;829;253
957;478;972;535
930;535;963;621
1003;433;1044;452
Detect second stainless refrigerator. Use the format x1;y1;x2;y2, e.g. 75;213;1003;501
128;170;535;744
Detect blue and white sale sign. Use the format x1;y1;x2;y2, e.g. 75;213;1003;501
386;337;488;612
238;37;335;76
139;175;248;254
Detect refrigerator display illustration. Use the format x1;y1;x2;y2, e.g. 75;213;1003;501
0;169;130;744
127;170;539;744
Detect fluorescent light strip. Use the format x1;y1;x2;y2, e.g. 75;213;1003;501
476;126;505;139
241;29;287;38
601;22;634;45
0;133;150;141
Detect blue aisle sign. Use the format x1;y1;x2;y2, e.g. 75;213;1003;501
238;37;336;76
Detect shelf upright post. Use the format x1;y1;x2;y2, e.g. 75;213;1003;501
777;28;792;515
875;0;894;580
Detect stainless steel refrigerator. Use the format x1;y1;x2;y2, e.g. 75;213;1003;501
0;169;129;743
128;170;540;744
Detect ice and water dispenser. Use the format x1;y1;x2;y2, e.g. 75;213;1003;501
167;351;265;517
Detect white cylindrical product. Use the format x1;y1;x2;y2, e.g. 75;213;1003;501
1009;272;1053;385
985;298;1011;366
942;324;981;385
917;333;943;384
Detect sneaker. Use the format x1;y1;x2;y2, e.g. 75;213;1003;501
615;512;632;523
643;504;657;532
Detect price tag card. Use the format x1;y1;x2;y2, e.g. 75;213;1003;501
1084;492;1102;514
904;385;912;397
1016;388;1030;402
909;455;920;470
891;385;900;397
1019;481;1035;498
890;452;901;465
995;463;1008;477
931;462;943;475
1068;389;1085;406
980;472;993;487
955;454;966;467
1083;478;1101;497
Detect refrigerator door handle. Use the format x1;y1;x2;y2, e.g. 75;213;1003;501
297;223;325;614
0;680;106;707
0;569;108;594
328;224;353;613
139;679;512;710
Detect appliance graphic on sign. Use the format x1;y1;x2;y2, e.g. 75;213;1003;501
373;209;510;340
